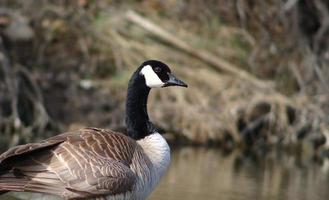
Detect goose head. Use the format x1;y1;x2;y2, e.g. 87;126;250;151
126;60;187;139
139;60;188;88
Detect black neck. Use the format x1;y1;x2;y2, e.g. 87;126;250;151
125;70;156;140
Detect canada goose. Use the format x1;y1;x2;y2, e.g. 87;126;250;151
0;60;187;200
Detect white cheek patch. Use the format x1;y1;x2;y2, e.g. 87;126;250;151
140;65;164;88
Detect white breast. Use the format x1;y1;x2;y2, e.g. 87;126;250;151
131;133;171;200
101;133;170;200
138;133;171;178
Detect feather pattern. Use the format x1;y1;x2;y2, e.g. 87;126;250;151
0;128;170;200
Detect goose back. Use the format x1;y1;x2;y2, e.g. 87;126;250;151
0;128;153;199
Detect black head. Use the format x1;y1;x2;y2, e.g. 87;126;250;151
139;60;188;88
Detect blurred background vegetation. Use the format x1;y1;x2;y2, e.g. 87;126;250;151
0;0;329;157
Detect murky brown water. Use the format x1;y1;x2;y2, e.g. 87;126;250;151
2;147;329;200
149;147;329;200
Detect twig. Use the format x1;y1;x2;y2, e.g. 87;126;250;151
314;64;329;92
125;10;274;90
289;63;305;92
236;0;247;28
313;0;329;53
321;123;329;148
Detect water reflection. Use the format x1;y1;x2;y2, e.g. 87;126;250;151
149;147;329;200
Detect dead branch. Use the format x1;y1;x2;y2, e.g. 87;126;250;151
16;68;52;134
0;35;58;149
0;37;22;130
125;10;274;90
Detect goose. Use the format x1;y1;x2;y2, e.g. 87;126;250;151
0;60;187;200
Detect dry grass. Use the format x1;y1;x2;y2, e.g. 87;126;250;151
92;8;328;154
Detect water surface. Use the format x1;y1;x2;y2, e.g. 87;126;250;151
149;147;329;200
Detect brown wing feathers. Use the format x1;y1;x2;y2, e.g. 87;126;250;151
0;128;137;199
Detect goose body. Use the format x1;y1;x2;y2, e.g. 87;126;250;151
0;60;187;200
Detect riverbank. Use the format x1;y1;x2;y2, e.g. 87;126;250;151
0;1;328;157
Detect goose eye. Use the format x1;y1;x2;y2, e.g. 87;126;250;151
154;67;161;73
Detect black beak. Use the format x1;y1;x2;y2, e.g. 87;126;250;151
163;73;188;88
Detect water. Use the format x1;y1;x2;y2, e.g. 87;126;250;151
2;147;329;200
149;147;329;200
